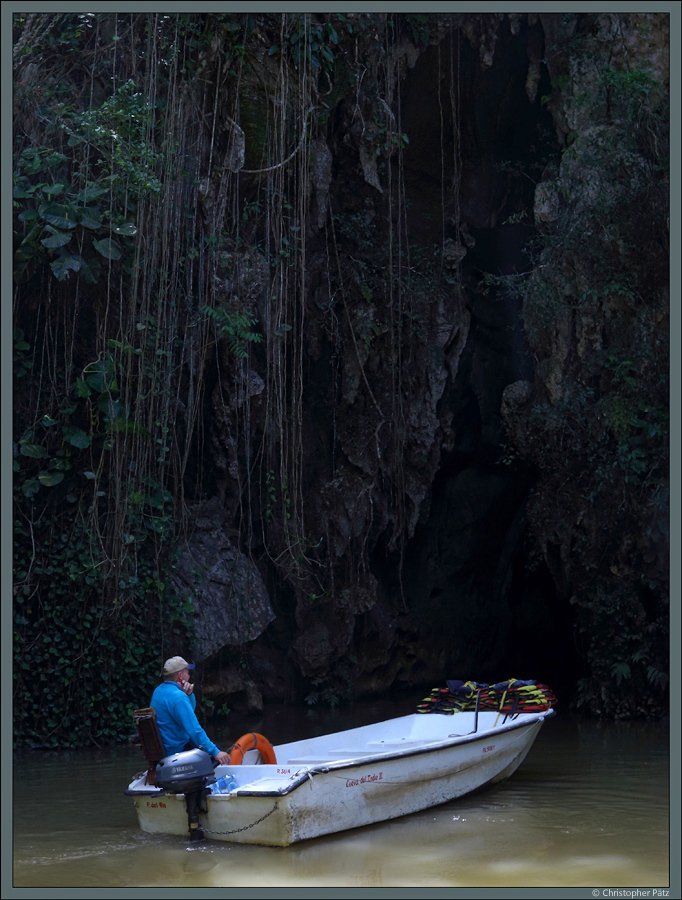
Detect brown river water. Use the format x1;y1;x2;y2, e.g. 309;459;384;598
11;691;672;891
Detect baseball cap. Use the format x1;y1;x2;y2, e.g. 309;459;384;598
162;656;195;676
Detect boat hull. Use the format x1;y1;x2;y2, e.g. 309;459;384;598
127;710;551;846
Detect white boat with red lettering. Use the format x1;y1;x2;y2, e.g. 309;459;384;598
124;682;555;846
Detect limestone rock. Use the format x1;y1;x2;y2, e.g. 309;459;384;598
534;181;561;229
169;498;275;661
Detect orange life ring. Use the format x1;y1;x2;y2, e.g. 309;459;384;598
227;732;277;765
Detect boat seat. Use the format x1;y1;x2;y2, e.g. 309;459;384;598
132;707;165;786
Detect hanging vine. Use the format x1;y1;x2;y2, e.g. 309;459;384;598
12;11;473;743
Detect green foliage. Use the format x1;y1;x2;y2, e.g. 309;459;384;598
13;12;275;748
12;9;670;734
479;271;528;298
370;119;409;156
505;20;670;718
270;17;339;73
332;210;449;348
61;79;162;196
13;515;193;748
13;346;152;503
600;66;666;149
304;669;353;709
13;328;32;379
592;350;667;487
201;304;263;358
404;14;430;46
12;331;188;747
12;78;165;285
13;145;138;284
264;469;276;523
564;21;668;168
14;13;94;59
571;577;668;718
203;697;231;719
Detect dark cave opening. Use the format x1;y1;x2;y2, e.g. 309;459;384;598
381;16;575;697
497;554;585;705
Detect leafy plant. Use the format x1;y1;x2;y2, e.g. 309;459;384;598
404;14;430;46
13;518;193;748
201;304;263;358
13;145;138;284
305;671;352;709
270;17;339;73
61;79;161;197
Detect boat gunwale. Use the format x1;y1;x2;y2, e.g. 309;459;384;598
236;709;553;795
124;709;554;799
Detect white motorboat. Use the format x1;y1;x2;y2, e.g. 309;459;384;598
124;702;554;846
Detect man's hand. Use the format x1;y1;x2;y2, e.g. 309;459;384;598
180;680;194;696
213;750;231;765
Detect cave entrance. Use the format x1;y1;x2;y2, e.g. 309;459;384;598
387;16;577;698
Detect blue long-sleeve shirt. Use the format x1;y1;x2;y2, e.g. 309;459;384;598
151;680;220;758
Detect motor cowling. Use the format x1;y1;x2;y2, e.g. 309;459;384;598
155;748;216;794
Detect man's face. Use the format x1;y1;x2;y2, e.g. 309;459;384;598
177;667;190;685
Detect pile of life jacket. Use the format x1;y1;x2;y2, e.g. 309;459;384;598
416;678;557;715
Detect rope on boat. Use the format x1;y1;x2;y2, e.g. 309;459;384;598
199;802;278;836
492;689;508;727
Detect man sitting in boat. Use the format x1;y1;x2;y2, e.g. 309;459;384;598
151;656;230;765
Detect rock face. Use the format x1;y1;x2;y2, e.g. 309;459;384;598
10;11;668;755
188;15;542;699
499;14;670;716
169;498;275;660
171;12;667;716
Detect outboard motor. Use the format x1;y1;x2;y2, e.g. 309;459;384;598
156;748;216;793
156;749;216;841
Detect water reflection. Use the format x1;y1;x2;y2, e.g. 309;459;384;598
12;695;669;888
